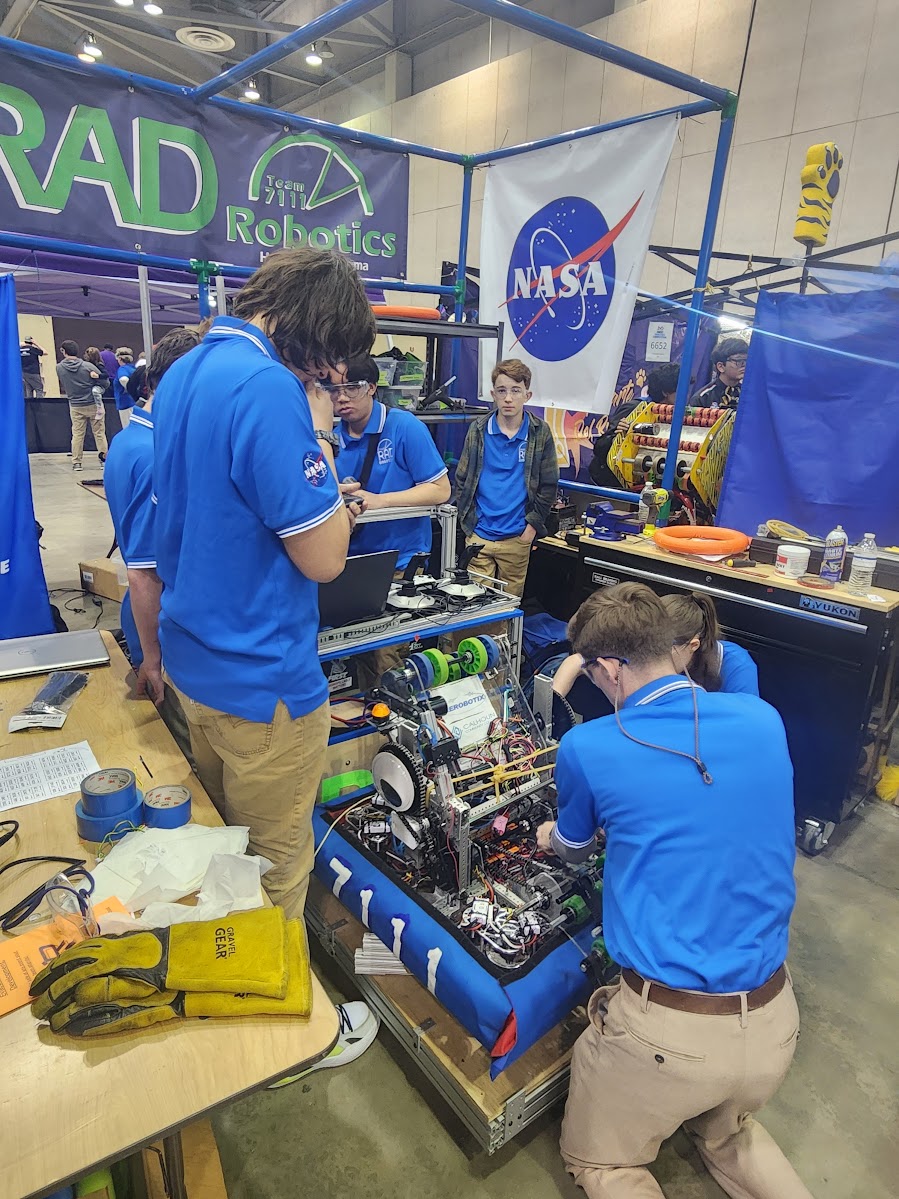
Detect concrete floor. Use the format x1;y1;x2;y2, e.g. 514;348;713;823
28;452;899;1199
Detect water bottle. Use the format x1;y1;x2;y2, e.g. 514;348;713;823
819;524;848;584
848;533;878;596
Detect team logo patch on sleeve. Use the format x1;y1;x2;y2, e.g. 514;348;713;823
303;451;329;486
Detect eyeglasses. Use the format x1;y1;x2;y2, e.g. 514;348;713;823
726;356;747;365
493;386;527;398
321;381;371;400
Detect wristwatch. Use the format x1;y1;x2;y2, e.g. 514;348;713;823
314;429;340;451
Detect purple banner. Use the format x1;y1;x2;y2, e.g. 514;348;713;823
0;54;408;277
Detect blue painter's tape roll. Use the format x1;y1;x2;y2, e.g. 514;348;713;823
143;785;192;829
75;795;143;844
80;768;140;818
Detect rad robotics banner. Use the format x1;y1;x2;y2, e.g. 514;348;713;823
479;114;678;413
0;55;408;277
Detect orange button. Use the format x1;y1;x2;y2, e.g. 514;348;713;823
371;702;390;719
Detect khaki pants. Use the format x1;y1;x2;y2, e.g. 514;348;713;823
172;688;330;919
466;533;532;603
561;975;813;1199
70;403;108;463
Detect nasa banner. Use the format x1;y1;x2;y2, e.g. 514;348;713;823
0;53;408;277
479;114;679;413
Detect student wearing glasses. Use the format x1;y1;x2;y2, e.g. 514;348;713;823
330;355;451;567
690;336;748;409
453;358;559;602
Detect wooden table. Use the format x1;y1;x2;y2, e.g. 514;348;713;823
0;633;339;1199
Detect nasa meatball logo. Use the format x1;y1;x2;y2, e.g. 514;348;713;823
504;194;641;362
303;450;328;487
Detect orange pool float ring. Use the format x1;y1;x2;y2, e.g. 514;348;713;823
371;305;440;320
653;525;751;556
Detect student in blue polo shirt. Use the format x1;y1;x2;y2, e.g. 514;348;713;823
535;583;811;1199
454;358;559;601
152;248;375;934
103;326;203;761
329;354;450;567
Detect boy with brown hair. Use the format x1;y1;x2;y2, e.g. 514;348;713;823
453;358;559;601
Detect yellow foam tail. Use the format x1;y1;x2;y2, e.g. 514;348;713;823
794;142;843;248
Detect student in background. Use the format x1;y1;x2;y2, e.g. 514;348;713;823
20;336;45;398
454;358;559;602
113;347;136;425
690;337;747;409
55;339;108;471
100;343;119;381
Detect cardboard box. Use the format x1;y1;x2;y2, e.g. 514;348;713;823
79;557;128;603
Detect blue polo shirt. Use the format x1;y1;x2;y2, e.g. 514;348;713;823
719;640;759;695
554;677;796;992
152;317;341;723
474;414;528;541
338;402;447;569
103;408;156;667
114;364;135;410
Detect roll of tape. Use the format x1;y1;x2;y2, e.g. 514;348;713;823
80;768;139;818
75;795;143;843
143;785;192;829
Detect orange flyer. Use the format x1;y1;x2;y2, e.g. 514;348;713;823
0;897;129;1017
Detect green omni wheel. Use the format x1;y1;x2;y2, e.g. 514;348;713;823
447;661;464;683
422;648;450;687
458;637;489;676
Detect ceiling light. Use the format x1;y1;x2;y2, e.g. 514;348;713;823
318;40;335;59
305;42;323;66
243;77;260;101
77;32;102;61
143;2;163;14
113;0;134;6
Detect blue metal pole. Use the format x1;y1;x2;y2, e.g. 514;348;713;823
450;163;474;384
470;100;718;165
447;0;733;107
0;229;236;276
208;94;465;163
561;479;639;505
191;0;386;99
196;276;211;319
0;35;465;164
659;110;736;504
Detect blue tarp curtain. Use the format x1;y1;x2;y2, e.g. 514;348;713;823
0;273;53;639
718;288;899;544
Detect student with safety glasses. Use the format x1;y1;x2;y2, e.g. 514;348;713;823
330;355;450;568
690;336;748;409
537;582;811;1199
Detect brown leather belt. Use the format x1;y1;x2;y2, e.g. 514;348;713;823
621;965;787;1015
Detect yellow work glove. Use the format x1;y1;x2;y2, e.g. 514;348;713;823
30;906;288;1017
36;920;313;1036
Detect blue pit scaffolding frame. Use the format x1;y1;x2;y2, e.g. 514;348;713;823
0;0;736;515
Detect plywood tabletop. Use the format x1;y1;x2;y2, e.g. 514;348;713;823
0;632;339;1199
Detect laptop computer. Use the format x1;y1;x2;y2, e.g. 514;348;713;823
0;629;110;679
318;551;399;629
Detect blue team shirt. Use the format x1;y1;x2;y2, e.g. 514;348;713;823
103;408;156;667
152;317;341;723
474;414;528;541
114;364;135;409
554;677;796;992
338;402;447;569
718;640;759;695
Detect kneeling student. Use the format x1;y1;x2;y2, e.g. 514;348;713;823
537;583;812;1199
453;358;559;602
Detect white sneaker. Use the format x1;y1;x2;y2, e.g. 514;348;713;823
73;462;83;471
269;1001;379;1089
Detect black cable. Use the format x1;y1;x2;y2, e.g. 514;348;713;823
0;857;93;933
0;820;19;852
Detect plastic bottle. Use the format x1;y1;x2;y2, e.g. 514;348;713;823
848;533;878;596
819;524;849;584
